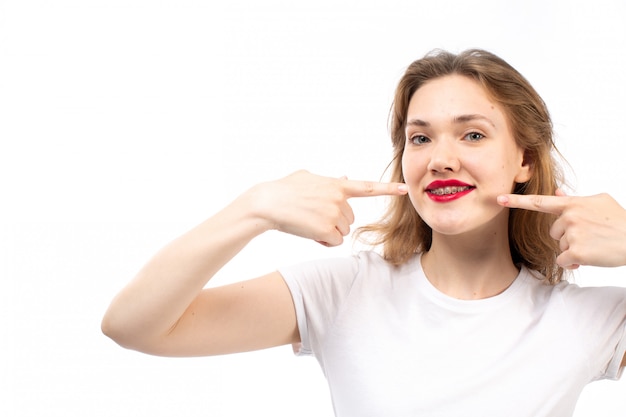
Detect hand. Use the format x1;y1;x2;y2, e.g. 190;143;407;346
252;170;407;247
497;191;626;269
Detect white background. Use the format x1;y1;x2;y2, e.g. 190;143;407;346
1;0;625;415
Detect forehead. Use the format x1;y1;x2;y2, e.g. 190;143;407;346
407;75;507;126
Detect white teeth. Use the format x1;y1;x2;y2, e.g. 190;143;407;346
431;186;471;195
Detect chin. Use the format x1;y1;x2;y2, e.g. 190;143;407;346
424;218;471;236
431;226;472;237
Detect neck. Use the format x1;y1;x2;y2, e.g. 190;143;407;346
421;218;519;300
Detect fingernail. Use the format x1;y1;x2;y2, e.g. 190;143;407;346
497;195;509;205
398;184;408;193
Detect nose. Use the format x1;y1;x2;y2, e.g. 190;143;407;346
427;141;460;173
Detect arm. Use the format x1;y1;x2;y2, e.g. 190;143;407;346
497;191;626;269
101;191;296;356
498;190;626;369
101;170;407;357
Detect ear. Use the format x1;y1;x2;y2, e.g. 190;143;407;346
514;149;533;183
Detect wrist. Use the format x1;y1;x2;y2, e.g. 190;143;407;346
236;182;278;234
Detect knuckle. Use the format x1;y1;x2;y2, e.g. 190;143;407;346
567;249;583;265
292;169;309;177
325;232;343;247
549;228;560;241
531;195;544;208
329;185;347;201
560;212;575;224
322;224;337;236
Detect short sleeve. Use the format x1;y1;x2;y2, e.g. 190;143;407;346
605;324;626;380
560;284;626;381
278;255;361;359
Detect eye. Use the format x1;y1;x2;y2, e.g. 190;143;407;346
410;135;430;145
464;132;484;142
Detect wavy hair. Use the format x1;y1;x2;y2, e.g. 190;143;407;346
356;49;565;284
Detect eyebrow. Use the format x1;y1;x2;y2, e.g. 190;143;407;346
406;114;496;128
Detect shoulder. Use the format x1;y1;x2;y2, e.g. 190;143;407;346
278;250;415;294
558;281;626;316
522;267;626;316
277;250;381;288
279;250;401;278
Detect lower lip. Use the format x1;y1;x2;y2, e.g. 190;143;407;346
426;188;474;202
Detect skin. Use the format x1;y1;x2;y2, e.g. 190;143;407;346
499;191;626;269
101;171;407;356
402;75;531;300
499;191;626;368
102;76;626;366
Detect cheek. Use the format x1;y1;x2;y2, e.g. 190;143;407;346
401;151;424;184
400;153;411;183
401;154;428;213
497;165;520;193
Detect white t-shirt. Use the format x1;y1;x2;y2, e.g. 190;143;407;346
279;251;626;417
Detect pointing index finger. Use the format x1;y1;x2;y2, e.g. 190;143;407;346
497;193;569;215
342;179;408;198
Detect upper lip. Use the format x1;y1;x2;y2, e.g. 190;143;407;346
426;180;473;190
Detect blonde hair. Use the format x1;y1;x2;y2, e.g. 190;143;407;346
356;49;565;284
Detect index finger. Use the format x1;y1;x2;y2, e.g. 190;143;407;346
497;193;569;215
342;179;408;198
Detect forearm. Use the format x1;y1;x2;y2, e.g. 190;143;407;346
101;188;271;349
102;171;407;353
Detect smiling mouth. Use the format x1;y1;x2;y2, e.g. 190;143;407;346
428;186;474;196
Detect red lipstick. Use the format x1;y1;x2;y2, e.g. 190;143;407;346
426;180;475;202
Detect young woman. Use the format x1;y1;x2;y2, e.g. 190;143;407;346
102;49;626;416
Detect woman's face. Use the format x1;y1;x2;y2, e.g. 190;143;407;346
401;75;531;237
